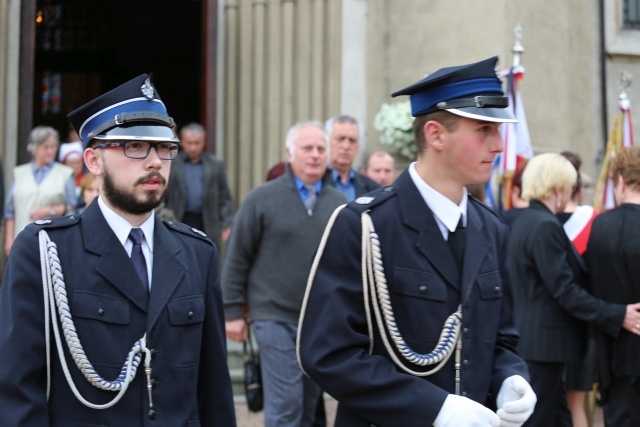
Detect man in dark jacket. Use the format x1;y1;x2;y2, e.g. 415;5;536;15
324;115;380;200
586;146;640;427
165;122;234;248
0;74;236;426
298;57;535;427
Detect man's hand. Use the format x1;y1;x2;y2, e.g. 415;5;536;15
496;375;536;427
433;394;501;427
622;303;640;336
225;318;248;342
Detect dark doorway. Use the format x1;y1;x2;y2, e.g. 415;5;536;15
30;0;202;164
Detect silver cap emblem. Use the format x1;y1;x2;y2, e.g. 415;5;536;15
141;77;155;100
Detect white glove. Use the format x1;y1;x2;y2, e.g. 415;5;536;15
433;394;501;427
495;375;537;427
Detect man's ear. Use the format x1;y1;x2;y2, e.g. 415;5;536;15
424;120;446;152
84;147;103;176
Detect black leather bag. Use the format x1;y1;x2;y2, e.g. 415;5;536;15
243;326;263;412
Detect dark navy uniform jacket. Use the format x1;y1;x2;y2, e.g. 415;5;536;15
298;170;528;427
0;201;236;426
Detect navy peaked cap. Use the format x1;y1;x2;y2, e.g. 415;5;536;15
392;56;516;123
68;73;179;148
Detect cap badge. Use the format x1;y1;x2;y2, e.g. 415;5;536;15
355;197;375;205
495;65;504;84
140;77;155;100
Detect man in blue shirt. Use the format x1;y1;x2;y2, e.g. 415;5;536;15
324;115;379;200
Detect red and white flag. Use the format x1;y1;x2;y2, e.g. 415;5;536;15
493;65;533;210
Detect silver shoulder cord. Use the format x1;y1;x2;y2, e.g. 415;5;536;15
298;207;463;394
39;229;154;409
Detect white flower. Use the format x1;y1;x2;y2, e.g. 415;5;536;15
373;100;415;159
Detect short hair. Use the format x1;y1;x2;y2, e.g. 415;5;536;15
413;111;460;157
560;150;583;199
324;115;361;137
80;172;97;198
180;122;206;138
285;121;327;162
610;146;640;192
27;126;59;154
364;151;395;171
521;153;577;201
512;160;528;191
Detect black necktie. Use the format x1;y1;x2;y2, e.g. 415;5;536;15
447;218;466;271
129;228;149;290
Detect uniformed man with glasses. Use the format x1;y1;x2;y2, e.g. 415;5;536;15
0;74;236;426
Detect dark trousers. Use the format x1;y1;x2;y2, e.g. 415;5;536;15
523;361;572;427
603;376;640;427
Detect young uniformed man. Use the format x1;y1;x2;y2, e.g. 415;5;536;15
0;74;236;426
298;57;536;427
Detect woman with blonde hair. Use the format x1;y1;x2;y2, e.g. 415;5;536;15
507;152;640;426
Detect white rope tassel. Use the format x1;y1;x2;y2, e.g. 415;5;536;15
39;230;153;409
361;213;462;378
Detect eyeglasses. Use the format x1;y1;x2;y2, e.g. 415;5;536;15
93;140;179;160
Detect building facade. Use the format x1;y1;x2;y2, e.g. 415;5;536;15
1;0;639;205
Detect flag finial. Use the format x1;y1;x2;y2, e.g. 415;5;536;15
512;24;525;67
619;70;633;99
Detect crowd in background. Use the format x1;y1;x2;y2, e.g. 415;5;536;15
4;112;640;427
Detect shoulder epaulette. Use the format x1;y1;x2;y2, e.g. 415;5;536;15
468;196;505;224
30;214;80;229
162;220;214;245
346;185;398;214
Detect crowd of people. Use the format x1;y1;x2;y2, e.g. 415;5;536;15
0;56;638;427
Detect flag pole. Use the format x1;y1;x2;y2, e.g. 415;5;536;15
500;24;525;210
594;71;633;211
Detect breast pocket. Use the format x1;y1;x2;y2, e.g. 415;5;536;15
168;295;205;367
71;291;131;371
72;291;130;324
391;268;449;347
476;272;503;343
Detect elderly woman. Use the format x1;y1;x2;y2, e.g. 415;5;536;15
507;152;640;426
4;126;76;255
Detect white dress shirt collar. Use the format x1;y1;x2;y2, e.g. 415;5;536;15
408;163;467;239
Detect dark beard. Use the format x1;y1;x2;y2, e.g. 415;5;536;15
102;168;167;215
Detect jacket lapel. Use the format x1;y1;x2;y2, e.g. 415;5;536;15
460;202;490;302
146;219;187;330
82;203;149;312
396;171;460;290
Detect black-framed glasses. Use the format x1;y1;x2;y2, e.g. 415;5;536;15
93;140;179;160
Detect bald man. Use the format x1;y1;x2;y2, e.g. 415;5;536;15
363;151;396;186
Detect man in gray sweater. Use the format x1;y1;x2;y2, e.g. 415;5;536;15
222;121;348;427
